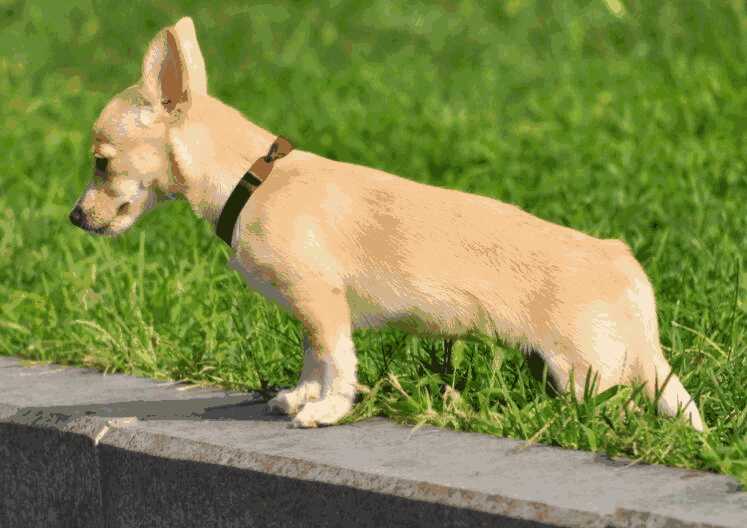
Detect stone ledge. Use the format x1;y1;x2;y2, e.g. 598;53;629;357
0;355;744;527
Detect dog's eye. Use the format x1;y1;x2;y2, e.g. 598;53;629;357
94;156;108;174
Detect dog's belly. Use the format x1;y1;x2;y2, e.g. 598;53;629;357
346;279;498;338
229;257;514;343
228;256;294;313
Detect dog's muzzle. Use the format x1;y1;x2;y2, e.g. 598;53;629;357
69;205;87;228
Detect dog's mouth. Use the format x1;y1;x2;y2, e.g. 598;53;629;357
74;221;113;236
75;203;132;236
90;224;111;235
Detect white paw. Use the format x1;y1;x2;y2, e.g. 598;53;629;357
267;382;322;416
291;394;353;428
267;390;299;416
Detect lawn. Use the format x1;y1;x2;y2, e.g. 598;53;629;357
1;0;745;485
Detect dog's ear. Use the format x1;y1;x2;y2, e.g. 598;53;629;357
172;17;207;96
142;17;207;114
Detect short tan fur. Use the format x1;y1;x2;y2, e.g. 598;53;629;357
70;17;704;431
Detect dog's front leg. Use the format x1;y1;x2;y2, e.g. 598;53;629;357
287;290;357;428
267;334;323;416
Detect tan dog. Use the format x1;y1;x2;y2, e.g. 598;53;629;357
69;17;704;431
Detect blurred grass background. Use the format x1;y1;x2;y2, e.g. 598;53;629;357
1;0;746;484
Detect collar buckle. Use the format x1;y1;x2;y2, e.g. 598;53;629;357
215;136;295;247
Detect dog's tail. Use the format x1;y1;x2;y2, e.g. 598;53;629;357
636;344;704;432
619;252;705;432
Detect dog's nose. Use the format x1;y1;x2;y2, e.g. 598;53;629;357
69;205;86;227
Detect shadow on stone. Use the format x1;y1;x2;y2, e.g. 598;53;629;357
99;444;554;528
12;394;289;424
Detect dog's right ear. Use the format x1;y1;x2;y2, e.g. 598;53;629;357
172;17;207;96
142;17;207;114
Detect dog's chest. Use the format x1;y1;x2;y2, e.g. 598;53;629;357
228;255;411;331
228;256;294;313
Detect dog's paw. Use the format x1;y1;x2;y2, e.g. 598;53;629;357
268;390;299;416
291;394;353;428
268;382;322;416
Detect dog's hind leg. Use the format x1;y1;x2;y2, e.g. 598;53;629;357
532;315;631;404
267;334;323;416
286;287;358;428
533;349;587;401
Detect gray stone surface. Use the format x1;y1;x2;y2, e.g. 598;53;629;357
1;355;745;527
0;356;239;407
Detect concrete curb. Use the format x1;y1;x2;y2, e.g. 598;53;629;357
1;355;744;527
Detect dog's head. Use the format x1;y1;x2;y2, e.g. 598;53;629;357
69;17;207;236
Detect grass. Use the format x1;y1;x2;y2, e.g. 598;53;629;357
1;0;746;486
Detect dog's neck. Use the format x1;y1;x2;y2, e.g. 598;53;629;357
167;95;276;225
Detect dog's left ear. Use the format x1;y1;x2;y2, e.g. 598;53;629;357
142;16;207;114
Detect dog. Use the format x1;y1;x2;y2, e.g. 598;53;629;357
69;17;704;431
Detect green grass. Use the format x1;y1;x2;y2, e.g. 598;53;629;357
1;0;746;486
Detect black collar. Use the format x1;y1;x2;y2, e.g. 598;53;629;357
216;137;294;246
